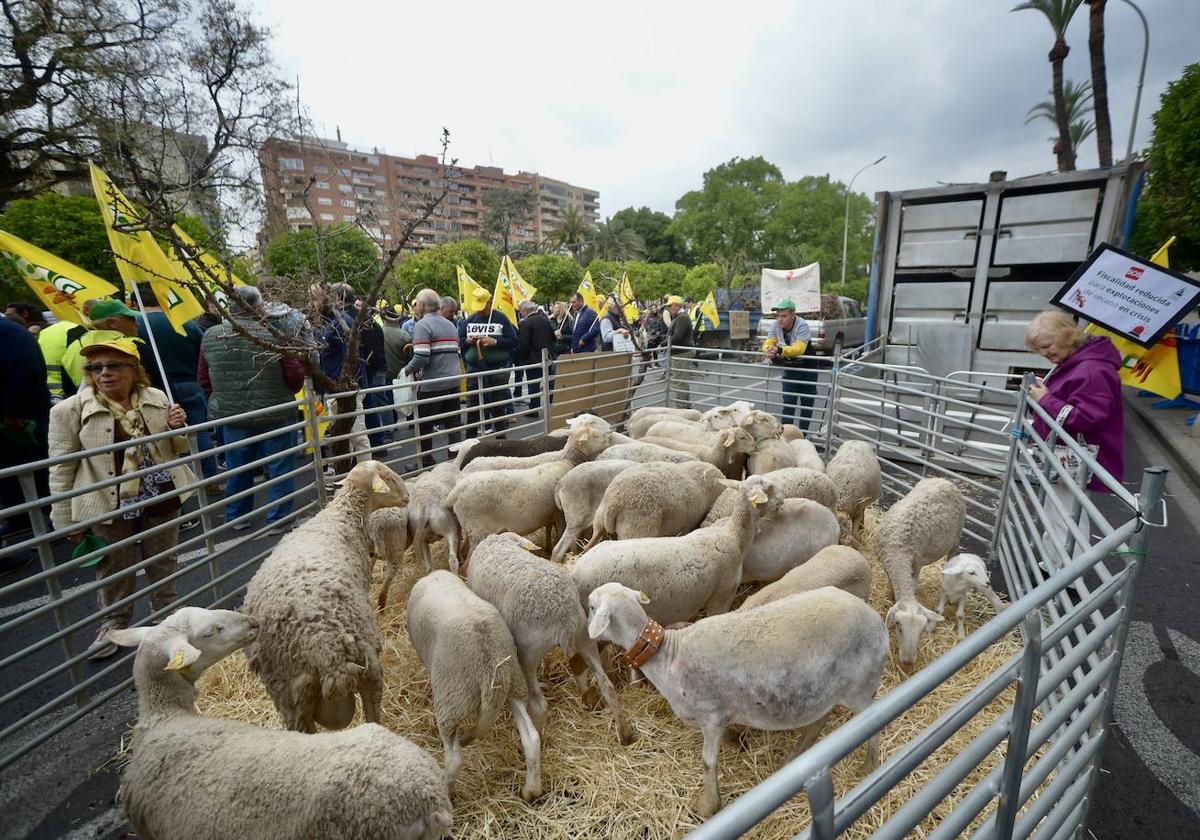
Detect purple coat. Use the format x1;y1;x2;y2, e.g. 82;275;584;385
1031;336;1125;492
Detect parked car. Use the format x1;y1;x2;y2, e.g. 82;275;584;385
757;295;867;355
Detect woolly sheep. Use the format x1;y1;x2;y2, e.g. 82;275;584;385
448;424;612;560
938;552;1003;639
788;438;825;472
824;440;882;543
551;459;639;562
746;438;799;475
701;467;837;525
243;461;408;732
110;608;452;840
455;434;565;468
406;462;462;577
639;426;755;478
628;405;701;425
780;425;805;443
368;506;411;610
628;401;745;439
406;570;541;802
467;533;634;744
596;441;699;464
737;409;783;442
876;477;965;666
584;460;728;549
461;414;612;475
586;583;887;817
573;479;783;625
738;545;874;609
712;495;840;583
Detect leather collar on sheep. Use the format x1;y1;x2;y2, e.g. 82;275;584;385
617;618;665;669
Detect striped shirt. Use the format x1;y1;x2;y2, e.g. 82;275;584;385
404;313;462;393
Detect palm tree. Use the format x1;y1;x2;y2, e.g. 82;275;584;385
1069;118;1096;151
1085;0;1113;167
587;219;646;262
1013;0;1085;171
545;204;592;264
1027;79;1094;162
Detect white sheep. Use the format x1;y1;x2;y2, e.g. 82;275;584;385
461;414;612;475
938;552;1004;639
738;545;874;609
788;437;825;472
701;466;837;526
573;479;782;625
629;405;701;425
369;506;411;610
876;477;965;666
467;533;634;744
586;583;887;817
110;607;452;840
639;426;756;478
780;425;805;443
550;459;639;562
824;440;882;543
448;423;612;560
712;496;841;583
628;401;746;439
596;441;699;464
405;462;462;578
406;570;541;802
242;461;408;732
583;460;728;549
746;437;799;475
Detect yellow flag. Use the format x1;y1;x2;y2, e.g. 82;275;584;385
1082;237;1182;398
503;255;538;305
700;289;720;329
615;273;639;323
296;387;329;454
0;230;120;325
171;223;244;309
492;262;519;324
89;163;204;335
577;271;605;316
457;264;489;315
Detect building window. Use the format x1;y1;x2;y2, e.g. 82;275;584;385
367;155;380;165
338;184;352;193
313;164;328;174
344;214;356;222
278;157;304;170
341;199;355;208
286;206;311;219
320;212;335;221
318;197;332;205
315;181;330;190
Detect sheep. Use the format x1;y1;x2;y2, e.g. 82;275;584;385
639;426;756;478
628;401;746;439
788;437;825;472
368;506;410;610
780;425;805;443
938;553;1004;639
586;583;887;817
455;434;565;468
448;423;612;560
712;495;841;583
738;545;874;609
109;607;452;840
596;441;699;464
746;437;799;475
406;462;462;578
406;570;541;802
572;479;783;626
551;459;639;562
242;461;408;732
461;414;612;475
629;405;701;425
701;466;837;526
459;448;567;477
583;460;729;549
824;440;882;543
875;477;965;666
467;533;634;744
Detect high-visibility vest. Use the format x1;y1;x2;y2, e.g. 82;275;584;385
38;320;88;400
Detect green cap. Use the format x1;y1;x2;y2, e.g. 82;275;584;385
771;299;796;311
89;299;141;320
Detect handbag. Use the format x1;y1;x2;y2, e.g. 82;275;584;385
1028;405;1099;484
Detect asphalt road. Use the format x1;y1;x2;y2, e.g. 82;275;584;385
2;369;1196;838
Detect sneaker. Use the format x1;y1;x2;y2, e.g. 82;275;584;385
87;622;122;661
266;523;289;537
180;518;200;532
204;482;224;495
230;520;254;532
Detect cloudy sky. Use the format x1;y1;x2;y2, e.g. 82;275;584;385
254;0;1198;217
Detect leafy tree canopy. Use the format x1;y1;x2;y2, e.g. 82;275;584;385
513;253;583;303
764;175;875;285
671;156;785;268
481;187;535;255
263;225;381;291
391;239;499;301
682;263;724;300
610;206;689;264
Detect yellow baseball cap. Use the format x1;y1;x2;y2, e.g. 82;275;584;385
665;295;684;306
78;330;143;361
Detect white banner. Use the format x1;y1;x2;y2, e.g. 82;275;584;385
466;322;504;339
761;264;821;314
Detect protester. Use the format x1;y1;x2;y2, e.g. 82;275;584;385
516;299;555;411
570;292;601;353
47;333;193;658
1025;310;1125;562
259;276;312;344
642;302;668;351
381;304;414;382
311;283;370;466
199;285;305;534
439;296;460;322
460;288;517;434
404;288;464;469
550;301;574;358
61;298;141;390
599;297;628;352
763;299;817;433
665;294;695;408
5;301;46;332
0;314;51;568
359;302;392;456
38;299;100;403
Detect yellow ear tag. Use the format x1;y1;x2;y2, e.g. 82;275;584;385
750;489;769;506
637;590;651;605
578;430;591;442
165;649;187;671
371;476;389;493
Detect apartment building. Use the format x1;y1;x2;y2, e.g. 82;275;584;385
259;136;599;251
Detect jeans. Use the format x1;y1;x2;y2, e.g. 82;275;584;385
222;424;298;524
363;371;394;455
669;350;696;409
780;366;818;433
415;388;462;470
173;380;218;479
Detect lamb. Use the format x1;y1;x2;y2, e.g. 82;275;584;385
788;437;825;472
455;434;565;468
746;437;799;475
368;506;411;610
701;466;837;525
780;425;805;443
573;480;783;626
824;440;882;542
110;607;452;840
938;553;1004;639
243;461;408;732
713;495;841;583
875;477;965;666
739;545;874;609
467;533;634;744
551;459;639;562
586;583;887;817
406;570;541;802
639;426;756;478
595;441;699;464
448;423;612;560
584;460;728;549
737;409;784;443
405;462;462;578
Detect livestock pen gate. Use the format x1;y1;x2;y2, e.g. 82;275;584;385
0;343;1164;840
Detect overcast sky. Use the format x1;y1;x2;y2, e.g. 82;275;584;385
254;0;1198;217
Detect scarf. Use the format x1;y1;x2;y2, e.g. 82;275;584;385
93;389;172;504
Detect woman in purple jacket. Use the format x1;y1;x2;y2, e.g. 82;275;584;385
1025;310;1125;563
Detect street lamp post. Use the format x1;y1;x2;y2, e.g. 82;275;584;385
1118;0;1150;163
841;155;886;291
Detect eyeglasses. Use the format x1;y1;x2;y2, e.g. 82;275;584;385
82;362;133;373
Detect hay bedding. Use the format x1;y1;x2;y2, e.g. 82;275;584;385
195;509;1030;839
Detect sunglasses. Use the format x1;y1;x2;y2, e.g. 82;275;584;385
83;362;134;373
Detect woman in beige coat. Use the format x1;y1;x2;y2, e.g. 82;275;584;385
48;333;194;659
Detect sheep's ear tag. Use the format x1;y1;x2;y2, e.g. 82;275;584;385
578;430;591;441
723;432;734;447
165;649;188;671
371;476;389;493
637;590;651;605
749;488;769;506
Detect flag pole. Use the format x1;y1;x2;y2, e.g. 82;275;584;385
127;280;175;404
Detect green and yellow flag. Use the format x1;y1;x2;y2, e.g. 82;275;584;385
0;230;121;324
170;223;244;309
457;264;489;315
614;272;639;323
503;255;538;305
699;289;720;329
492;262;519;324
577;271;604;316
89;162;204;334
